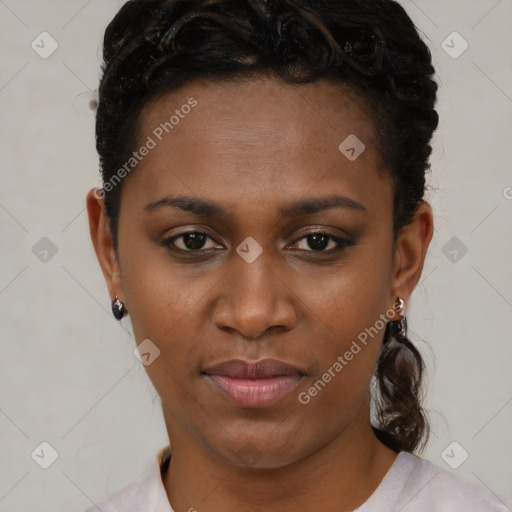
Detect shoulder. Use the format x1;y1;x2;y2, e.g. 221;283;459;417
82;477;145;512
82;446;173;512
397;452;510;512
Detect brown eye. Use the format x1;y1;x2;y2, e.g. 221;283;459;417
163;231;222;252
291;232;352;252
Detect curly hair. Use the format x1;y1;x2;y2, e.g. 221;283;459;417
96;0;439;454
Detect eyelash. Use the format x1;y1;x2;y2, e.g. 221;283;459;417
161;230;353;255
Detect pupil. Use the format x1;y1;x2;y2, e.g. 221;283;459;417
184;233;206;250
308;234;328;251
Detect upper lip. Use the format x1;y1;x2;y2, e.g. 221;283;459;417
202;358;306;379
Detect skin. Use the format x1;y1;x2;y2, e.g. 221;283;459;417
87;75;433;512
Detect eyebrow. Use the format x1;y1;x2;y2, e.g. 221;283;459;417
144;194;367;217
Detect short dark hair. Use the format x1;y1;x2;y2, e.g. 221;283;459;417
96;0;439;454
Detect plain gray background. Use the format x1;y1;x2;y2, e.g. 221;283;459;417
0;0;511;510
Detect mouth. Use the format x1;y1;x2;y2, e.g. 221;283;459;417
202;358;306;408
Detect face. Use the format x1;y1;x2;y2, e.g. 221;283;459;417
88;75;432;469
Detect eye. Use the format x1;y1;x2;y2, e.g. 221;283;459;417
162;231;223;252
162;229;353;254
290;231;352;252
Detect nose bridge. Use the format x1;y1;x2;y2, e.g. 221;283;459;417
234;253;277;304
232;246;279;310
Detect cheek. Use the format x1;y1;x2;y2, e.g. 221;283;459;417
118;241;223;388
298;245;392;346
293;246;392;405
119;227;212;332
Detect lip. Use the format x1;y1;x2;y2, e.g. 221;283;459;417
202;358;306;408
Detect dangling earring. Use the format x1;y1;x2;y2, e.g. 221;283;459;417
390;296;407;343
112;295;125;320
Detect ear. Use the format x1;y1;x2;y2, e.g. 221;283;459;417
389;201;434;315
86;188;125;305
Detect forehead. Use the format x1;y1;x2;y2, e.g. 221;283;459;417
124;75;391;217
139;74;379;157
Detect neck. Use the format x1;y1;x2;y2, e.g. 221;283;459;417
161;407;398;512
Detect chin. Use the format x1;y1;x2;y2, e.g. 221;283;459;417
205;428;314;470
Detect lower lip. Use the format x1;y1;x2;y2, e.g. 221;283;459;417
204;374;303;408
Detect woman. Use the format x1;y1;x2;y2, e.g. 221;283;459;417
85;0;508;510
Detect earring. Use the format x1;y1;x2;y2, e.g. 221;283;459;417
390;296;407;343
112;295;125;320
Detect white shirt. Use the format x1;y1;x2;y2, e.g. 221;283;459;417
84;446;510;511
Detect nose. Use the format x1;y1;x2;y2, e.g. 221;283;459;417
212;250;297;340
